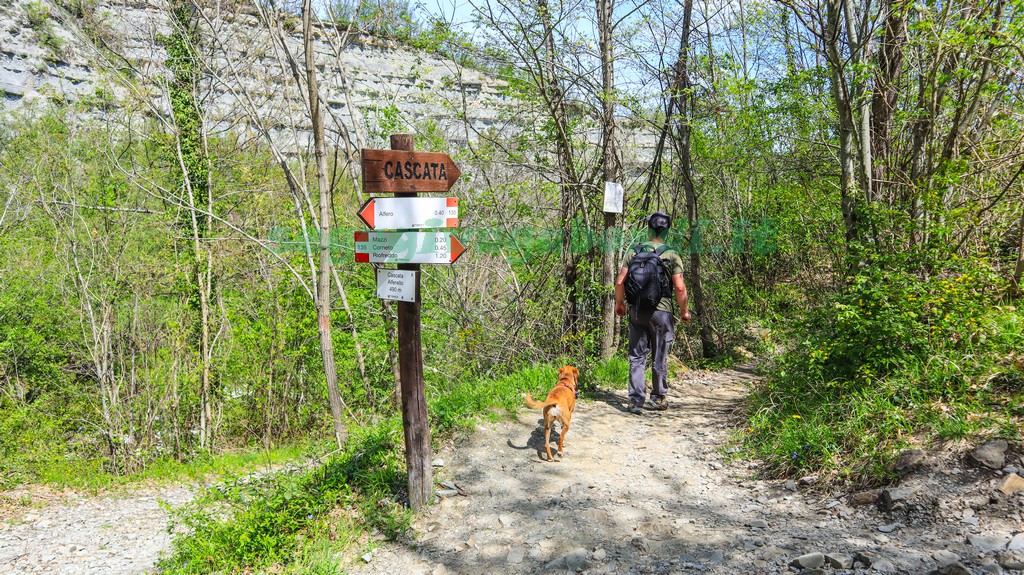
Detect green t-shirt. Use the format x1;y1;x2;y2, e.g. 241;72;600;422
623;240;684;313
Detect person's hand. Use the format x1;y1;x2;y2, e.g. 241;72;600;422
615;302;626;317
681;310;691;322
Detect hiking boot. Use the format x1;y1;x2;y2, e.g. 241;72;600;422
628;403;644;415
645;398;668;411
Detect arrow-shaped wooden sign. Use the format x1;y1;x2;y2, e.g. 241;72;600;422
357;197;459;230
354;231;467;264
361;149;462;193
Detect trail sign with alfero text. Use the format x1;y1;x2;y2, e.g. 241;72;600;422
361;149;462;193
357;196;459;230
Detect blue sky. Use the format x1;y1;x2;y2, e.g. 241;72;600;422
423;0;477;27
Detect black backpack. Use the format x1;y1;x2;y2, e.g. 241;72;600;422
624;244;671;311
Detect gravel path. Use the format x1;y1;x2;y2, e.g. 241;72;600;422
344;366;1024;575
3;366;1024;575
0;483;192;574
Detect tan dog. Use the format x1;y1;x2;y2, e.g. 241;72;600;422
524;365;579;461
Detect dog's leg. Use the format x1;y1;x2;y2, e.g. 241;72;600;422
540;405;557;458
543;413;554;461
557;418;569;458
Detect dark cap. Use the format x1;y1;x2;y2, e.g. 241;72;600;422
647;211;671;231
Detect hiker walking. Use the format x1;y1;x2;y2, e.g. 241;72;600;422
614;211;690;414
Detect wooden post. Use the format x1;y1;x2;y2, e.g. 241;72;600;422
391;133;433;510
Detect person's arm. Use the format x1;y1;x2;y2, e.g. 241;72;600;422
672;273;690;322
614;266;629;317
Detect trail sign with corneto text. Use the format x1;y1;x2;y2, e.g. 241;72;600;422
354;231;467;264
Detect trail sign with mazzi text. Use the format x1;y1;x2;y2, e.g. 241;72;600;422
357;197;459;230
354;231;467;264
361;149;462;193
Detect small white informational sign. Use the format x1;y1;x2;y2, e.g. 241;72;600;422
377;269;417;303
603;181;624;213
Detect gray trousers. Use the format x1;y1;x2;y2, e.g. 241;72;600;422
627;308;675;405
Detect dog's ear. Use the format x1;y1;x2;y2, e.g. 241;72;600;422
571;366;579;380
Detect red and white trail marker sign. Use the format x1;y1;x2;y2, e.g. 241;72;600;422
357;197;459;230
354;231;467;264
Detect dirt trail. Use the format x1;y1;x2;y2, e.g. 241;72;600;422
2;367;1022;574
0;483;193;574
345;367;1024;575
343;366;763;575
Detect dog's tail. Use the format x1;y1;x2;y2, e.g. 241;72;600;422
524;393;556;410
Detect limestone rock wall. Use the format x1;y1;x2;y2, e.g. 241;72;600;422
0;0;511;151
1;0;658;171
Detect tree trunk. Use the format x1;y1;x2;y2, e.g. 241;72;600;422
165;0;216;450
303;0;347;449
538;0;580;344
1014;197;1024;295
842;0;873;201
672;0;715;358
597;0;618;361
825;0;859;245
870;0;908;205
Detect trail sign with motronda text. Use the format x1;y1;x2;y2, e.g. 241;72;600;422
361;149;462;193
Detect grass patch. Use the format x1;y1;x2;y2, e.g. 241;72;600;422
158;357;630;573
26;443;311;492
428;356;630;433
159;424;407;575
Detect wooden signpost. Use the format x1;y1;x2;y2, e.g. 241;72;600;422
356;135;465;511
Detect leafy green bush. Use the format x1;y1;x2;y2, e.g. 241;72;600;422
24;1;64;55
746;254;1023;481
0;279;84;487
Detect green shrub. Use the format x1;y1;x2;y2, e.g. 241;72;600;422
159;424;409;574
745;254;1023;481
24;1;65;55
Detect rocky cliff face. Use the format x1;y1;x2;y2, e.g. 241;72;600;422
0;0;510;150
1;0;660;172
